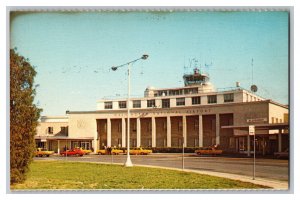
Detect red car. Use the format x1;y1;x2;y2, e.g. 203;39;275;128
60;148;84;156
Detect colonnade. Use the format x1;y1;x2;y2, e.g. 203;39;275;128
94;114;221;150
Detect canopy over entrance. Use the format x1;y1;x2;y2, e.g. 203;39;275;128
221;123;289;131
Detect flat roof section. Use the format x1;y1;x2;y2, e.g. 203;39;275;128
35;136;94;140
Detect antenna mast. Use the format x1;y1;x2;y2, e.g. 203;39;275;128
250;58;258;93
251;58;254;85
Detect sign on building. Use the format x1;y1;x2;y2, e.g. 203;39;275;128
246;118;267;123
249;125;255;135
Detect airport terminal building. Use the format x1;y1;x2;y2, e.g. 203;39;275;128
35;68;289;156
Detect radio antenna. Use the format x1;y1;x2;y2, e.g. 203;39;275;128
250;58;258;93
251;58;254;85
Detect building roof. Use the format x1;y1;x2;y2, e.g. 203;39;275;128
35;136;94;140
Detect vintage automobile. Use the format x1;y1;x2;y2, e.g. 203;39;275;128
78;147;92;155
195;147;223;156
97;148;123;155
35;148;54;157
60;148;84;156
125;147;152;155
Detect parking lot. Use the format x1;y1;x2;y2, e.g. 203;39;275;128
35;153;289;182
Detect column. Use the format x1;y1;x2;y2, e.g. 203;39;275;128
107;118;111;147
167;116;171;147
122;118;126;147
235;138;239;152
183;115;187;147
216;114;220;145
152;117;156;147
262;137;266;156
278;129;282;152
57;140;60;154
199;115;203;147
247;135;251;157
93;130;98;153
137;118;141;147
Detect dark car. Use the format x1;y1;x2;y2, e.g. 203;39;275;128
274;148;289;159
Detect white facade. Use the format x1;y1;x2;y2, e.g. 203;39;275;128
97;87;265;111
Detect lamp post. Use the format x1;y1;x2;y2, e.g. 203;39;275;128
111;54;149;167
249;125;255;180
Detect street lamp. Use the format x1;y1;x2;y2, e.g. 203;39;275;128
111;54;149;167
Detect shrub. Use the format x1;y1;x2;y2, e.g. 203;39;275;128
10;48;41;184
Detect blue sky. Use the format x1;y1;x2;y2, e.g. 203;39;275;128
10;11;289;116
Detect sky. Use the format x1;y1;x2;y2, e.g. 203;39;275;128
10;11;289;116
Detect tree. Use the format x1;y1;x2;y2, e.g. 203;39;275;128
10;48;42;184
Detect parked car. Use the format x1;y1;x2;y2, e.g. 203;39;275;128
35;148;54;157
60;148;84;156
97;148;123;155
274;148;289;159
125;147;152;155
78;147;92;155
195;147;223;156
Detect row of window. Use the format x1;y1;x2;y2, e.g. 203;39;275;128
47;126;68;134
154;88;198;97
104;93;234;109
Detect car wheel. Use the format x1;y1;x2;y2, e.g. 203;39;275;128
46;155;50;157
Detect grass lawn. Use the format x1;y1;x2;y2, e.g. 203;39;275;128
11;160;269;190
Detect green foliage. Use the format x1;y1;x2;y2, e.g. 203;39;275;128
10;49;42;184
11;161;268;189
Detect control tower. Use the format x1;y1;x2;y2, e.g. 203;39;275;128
183;68;210;86
144;68;215;98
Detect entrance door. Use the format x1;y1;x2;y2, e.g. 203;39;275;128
239;137;245;151
72;141;79;149
81;142;90;150
269;140;277;155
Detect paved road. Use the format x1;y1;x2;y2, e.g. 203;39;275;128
35;153;289;182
